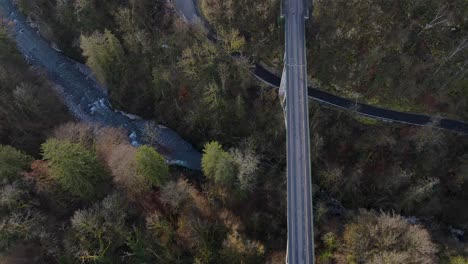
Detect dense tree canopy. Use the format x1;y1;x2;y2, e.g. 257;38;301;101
135;145;169;188
339;210;437;264
41;139;108;200
0;26;70;154
80;30;128;105
3;0;468;262
202;141;237;186
0;145;32;183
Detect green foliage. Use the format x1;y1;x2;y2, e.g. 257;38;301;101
200;0;280;63
135;145;169;188
202;141;237;186
354;115;380;126
218;28;246;54
80;30;126;88
11;0;468;262
203;82;225;112
202;141;223;179
319;232;338;262
0;145;32;184
41;139;107;201
449;256;468;264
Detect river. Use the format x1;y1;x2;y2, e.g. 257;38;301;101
0;0;202;170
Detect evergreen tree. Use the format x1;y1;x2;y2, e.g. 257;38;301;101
41;139;107;200
80;30;127;90
202;141;237;186
135;145;169;188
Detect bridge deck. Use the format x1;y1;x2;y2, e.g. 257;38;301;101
284;0;315;263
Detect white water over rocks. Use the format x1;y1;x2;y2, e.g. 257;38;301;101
0;0;201;170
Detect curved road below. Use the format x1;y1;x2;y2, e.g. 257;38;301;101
173;0;468;135
0;0;202;170
1;0;465;174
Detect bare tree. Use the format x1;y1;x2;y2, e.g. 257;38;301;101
217;63;229;92
142;122;161;147
340;210;437;264
418;6;448;36
400;177;440;212
231;147;260;192
434;37;468;74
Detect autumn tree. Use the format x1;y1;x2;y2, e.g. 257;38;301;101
160;179;192;212
218;28;246;54
69;193;129;262
220;229;265;263
0;180;54;256
0;207;48;253
106;144;152;199
100;142;168;199
52;122;96;148
338;210;437;264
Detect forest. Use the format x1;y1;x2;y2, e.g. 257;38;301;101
0;0;467;263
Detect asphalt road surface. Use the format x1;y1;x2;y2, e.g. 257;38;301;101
172;0;468;135
284;0;315;263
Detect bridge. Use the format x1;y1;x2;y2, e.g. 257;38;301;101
280;0;315;263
